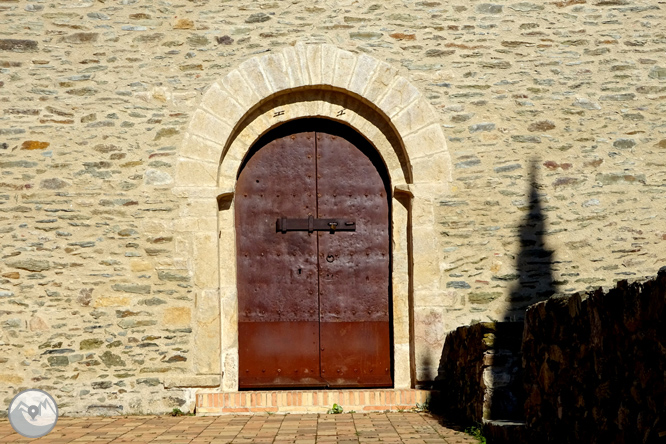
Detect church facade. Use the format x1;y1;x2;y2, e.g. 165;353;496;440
1;0;664;414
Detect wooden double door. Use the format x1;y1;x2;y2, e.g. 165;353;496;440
235;122;392;388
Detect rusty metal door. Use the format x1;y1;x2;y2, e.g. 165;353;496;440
236;126;391;389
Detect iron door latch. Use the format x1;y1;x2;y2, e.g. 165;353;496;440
277;215;356;233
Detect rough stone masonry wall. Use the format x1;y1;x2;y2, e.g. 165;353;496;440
1;0;666;414
522;272;666;443
433;322;523;423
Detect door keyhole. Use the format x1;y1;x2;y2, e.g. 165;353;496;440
298;268;302;274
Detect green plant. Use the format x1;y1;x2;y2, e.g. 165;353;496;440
464;425;486;444
327;403;344;414
170;408;194;416
414;399;430;412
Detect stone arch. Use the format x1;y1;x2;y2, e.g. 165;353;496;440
173;43;452;392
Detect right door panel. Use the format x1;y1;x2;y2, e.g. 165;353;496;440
316;132;392;387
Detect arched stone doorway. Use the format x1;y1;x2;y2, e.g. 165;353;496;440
173;43;452;393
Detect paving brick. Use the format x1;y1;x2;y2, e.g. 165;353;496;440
1;409;478;443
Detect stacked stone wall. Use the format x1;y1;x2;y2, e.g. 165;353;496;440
433;322;523;423
522;273;666;443
1;0;665;414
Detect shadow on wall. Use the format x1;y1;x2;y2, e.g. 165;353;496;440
431;159;558;423
506;159;557;314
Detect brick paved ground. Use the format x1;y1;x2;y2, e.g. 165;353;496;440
0;413;478;444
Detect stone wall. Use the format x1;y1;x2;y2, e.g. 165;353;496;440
1;0;666;415
433;322;523;423
522;272;666;443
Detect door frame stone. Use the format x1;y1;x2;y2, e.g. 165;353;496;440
173;43;452;392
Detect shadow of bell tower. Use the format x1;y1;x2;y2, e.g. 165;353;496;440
507;159;557;310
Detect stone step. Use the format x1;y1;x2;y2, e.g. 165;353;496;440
483;419;528;444
196;389;431;415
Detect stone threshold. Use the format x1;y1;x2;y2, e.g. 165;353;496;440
196;389;431;415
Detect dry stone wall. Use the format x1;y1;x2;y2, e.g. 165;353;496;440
522;272;666;443
0;0;665;414
433;322;524;423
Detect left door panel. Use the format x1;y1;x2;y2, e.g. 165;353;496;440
236;132;323;388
